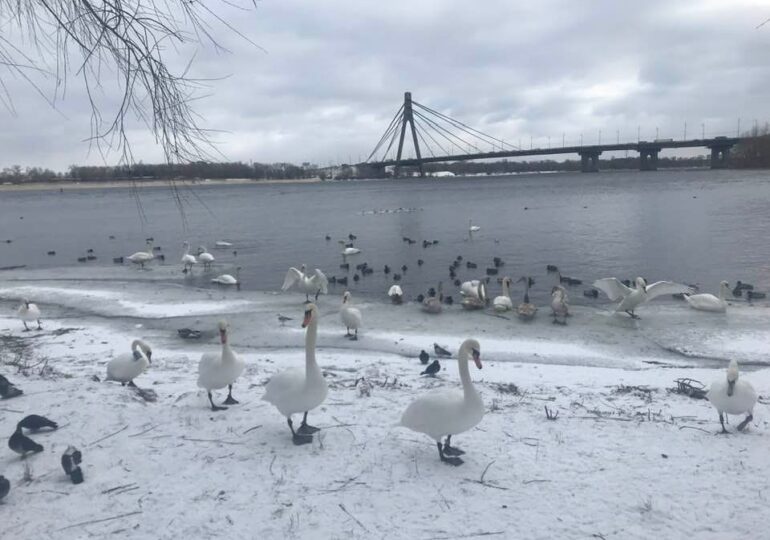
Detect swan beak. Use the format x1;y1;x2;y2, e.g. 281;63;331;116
146;351;152;364
472;349;482;369
727;380;735;397
302;310;312;328
219;329;227;344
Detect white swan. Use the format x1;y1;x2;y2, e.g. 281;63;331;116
551;285;569;324
181;241;197;271
214;241;233;248
212;267;241;288
17;299;42;331
342;247;361;256
106;340;152;387
460;280;487;310
517;276;537;320
340;291;363;340
197;321;245;411
593;276;693;318
468;220;481;233
684;281;730;313
708;359;757;433
262;303;328;445
281;264;328;301
399;338;484;466
197;247;215;270
128;241;154;269
388;284;403;304
493;277;513;312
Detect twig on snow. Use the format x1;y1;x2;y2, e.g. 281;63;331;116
88;425;128;446
243;424;262;435
128;425;158;438
56;511;142;532
679;425;711;434
180;437;244;446
102;483;138;495
338;503;368;532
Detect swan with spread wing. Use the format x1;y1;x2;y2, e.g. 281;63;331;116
593;276;693;319
281;264;329;301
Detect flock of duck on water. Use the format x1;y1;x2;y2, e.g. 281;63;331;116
4;222;761;478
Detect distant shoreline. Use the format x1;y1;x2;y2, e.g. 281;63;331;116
0;177;322;192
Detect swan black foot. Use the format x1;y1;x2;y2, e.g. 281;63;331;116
223;385;239;405
737;413;753;432
289;418;313;445
717;412;729;434
208;392;228;412
436;442;464;466
298;412;320;434
626;310;640;320
443;436;465;456
127;380;137;388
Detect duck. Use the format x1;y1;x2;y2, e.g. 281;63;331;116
281;264;329;301
17;299;42;331
592;277;693;319
400;339;484;466
181;241;197;271
177;328;202;339
197;247;215;270
460;280;487;310
708;359;757;433
551;286;569;325
262;303;328;445
558;272;582;286
211;267;241;288
468;220;481;233
732;281;754;297
684;281;730;313
197;321;245;411
127;241;154;269
9;426;43;456
106;340;152;387
517;277;538;320
388;284;403;304
422;282;443;314
340;291;362;340
493;276;514;312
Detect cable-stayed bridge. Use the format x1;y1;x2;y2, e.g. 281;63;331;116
362;92;740;175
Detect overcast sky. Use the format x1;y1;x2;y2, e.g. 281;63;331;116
1;0;769;170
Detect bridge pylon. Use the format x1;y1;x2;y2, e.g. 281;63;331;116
395;92;424;177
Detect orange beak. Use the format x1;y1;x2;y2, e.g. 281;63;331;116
219;329;227;344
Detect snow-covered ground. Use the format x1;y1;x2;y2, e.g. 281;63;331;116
1;269;768;539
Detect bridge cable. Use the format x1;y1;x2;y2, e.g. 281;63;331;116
413;109;483;154
412;116;437;158
366;104;404;162
381;116;404;162
413;101;519;151
413;115;448;156
413;110;473;155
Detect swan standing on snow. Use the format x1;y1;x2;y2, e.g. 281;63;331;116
684;281;730;313
493;277;513;312
400;338;484;466
551;286;569;325
388;284;403;304
262;303;328;445
181;242;197;272
106;340;152;387
17;299;42;331
197;247;215;270
593;277;693;319
128;241;154;269
708;359;757;433
517;276;538;320
212;267;241;290
197;321;245;411
282;264;329;301
340;291;362;340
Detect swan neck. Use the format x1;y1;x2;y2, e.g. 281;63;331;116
458;347;476;398
305;317;319;372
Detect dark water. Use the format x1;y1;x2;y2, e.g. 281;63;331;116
2;169;770;304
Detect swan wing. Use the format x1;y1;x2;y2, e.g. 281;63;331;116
388;285;403;296
281;267;303;291
312;268;329;294
645;281;693;301
592;278;632;301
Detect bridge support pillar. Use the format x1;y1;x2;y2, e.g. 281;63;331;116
579;150;601;173
639;148;660;171
709;145;731;169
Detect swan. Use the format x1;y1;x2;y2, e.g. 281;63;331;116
517;276;538;320
197;247;215;270
388;284;403;304
399;338;484;466
468;220;481;233
212;267;241;289
214;241;233;248
593;277;693;319
342;247;361;256
197;321;245;411
17;299;41;331
281;264;329;301
127;241;154;269
262;303;328;445
708;359;757;433
106;340;152;387
422;282;443;314
340;291;363;340
181;242;197;271
551;286;569;325
684;281;730;313
493;277;513;312
460;280;487;310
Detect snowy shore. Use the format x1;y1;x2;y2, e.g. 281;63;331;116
1;268;768;539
